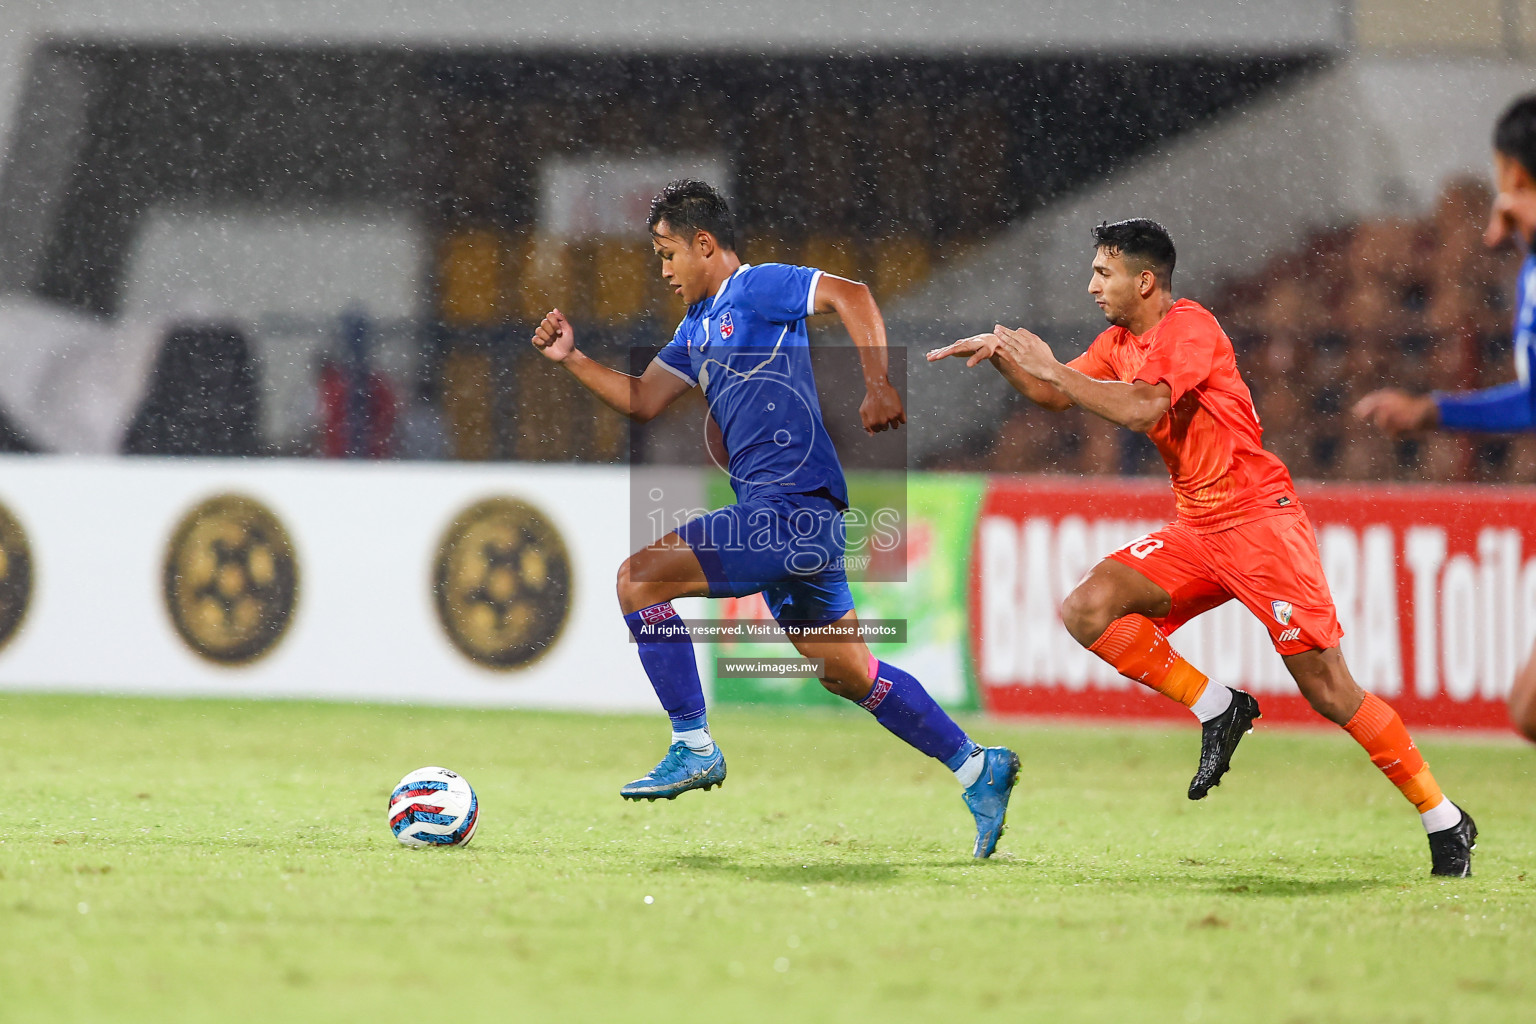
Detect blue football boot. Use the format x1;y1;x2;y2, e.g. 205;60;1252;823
620;741;727;801
963;746;1021;858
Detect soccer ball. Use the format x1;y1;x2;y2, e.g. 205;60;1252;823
388;766;479;847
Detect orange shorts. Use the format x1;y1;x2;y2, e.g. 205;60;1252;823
1106;508;1343;657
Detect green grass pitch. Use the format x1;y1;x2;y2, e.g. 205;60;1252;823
1;694;1532;1023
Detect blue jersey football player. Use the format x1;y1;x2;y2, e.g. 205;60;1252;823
1354;92;1536;743
530;179;1019;857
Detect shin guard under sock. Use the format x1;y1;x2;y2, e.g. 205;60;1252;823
623;602;706;728
1343;692;1446;815
1089;614;1232;719
854;655;974;767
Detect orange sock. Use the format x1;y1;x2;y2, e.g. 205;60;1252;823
1089;614;1210;708
1343;692;1444;812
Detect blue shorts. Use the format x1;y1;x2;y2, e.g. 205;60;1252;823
676;491;854;627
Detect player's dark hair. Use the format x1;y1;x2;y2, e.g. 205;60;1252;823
648;179;736;252
1091;218;1176;287
1494;93;1536;180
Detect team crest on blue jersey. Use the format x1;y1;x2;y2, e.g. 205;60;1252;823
719;311;734;339
1271;600;1293;626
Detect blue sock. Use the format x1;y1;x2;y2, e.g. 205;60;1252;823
623;602;707;730
856;658;976;768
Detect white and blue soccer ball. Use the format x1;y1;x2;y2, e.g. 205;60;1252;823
389;766;479;847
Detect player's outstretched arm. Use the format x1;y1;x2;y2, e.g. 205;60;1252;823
531;309;692;422
1352;388;1440;435
991;325;1170;431
813;275;905;434
1358;380;1536;434
926;333;1073;411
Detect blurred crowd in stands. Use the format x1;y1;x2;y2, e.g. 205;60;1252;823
980;178;1533;483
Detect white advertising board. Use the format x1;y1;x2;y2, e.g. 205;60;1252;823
0;456;681;710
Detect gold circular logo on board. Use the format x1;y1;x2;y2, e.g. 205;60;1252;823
434;497;571;670
164;495;298;665
0;501;33;651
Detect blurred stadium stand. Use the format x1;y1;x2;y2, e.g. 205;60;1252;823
0;2;1529;469
1223;178;1533;485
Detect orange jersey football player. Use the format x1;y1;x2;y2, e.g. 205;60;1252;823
928;218;1476;877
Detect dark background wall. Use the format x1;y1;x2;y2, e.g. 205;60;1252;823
23;46;1311;316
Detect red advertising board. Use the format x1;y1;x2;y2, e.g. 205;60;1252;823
970;477;1536;730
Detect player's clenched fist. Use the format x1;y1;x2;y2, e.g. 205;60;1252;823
859;379;906;434
532;309;576;363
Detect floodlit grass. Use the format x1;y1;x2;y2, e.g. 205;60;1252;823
1;694;1533;1023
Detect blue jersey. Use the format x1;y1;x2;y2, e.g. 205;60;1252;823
1434;252;1536;431
654;263;848;508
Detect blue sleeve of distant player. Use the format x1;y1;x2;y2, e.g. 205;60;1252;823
654;321;698;386
1434;256;1536;431
737;263;823;324
1433;381;1535;431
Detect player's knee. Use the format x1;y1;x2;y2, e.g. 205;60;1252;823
816;654;873;702
615;557;650;613
1060;584;1112;647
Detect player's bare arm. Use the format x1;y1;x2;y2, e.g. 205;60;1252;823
932;241;1178;427
531;308;693;422
925;333;1073;411
812;274;905;434
1351;388;1440;434
992;324;1171;432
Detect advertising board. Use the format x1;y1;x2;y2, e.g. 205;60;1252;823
971;477;1535;729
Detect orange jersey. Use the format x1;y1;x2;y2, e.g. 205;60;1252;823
1068;298;1296;532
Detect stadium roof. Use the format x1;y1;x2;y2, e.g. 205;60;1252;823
5;0;1346;55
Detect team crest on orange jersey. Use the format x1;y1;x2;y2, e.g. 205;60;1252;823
1271;600;1293;625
